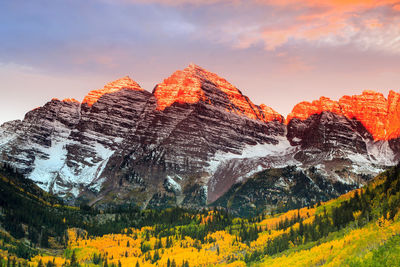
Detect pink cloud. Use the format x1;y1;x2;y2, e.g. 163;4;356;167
250;0;400;51
256;0;399;9
101;0;400;52
261;27;296;51
393;4;400;11
120;0;400;9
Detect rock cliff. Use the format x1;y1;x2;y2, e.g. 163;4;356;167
0;65;398;211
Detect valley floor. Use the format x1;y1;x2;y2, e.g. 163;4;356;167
25;215;400;267
2;165;400;267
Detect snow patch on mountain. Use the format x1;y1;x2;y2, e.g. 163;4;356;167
55;142;114;195
347;153;387;175
27;136;114;196
206;136;295;174
365;140;396;166
0;131;17;148
165;176;182;193
29;141;69;190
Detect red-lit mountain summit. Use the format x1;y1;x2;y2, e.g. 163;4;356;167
0;64;398;212
287;90;400;141
83;76;144;107
154;63;283;123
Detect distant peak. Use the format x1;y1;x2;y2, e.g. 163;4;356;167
183;63;217;77
103;76;141;90
186;63;204;71
286;96;341;122
187;62;198;69
153;64;283;123
153;66;205;110
82;76;143;106
153;63;238;112
287;90;400;140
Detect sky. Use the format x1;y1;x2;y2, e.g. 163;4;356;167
1;0;400;124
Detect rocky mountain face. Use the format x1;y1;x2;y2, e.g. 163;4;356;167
0;64;399;212
287;92;398;174
287;91;400;141
212;166;357;217
94;64;286;208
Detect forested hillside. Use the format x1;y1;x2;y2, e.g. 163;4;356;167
1;164;400;266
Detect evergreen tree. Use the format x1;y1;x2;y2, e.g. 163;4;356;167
70;250;78;267
152;250;160;263
40;229;49;248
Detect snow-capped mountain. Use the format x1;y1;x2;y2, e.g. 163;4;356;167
0;64;398;209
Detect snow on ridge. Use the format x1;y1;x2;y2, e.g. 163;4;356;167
206;136;294;174
29;140;69;189
0;132;17;148
55;142;114;196
346;152;387;175
0;121;20;149
28;135;115;196
365;140;396;166
166;176;182;193
236;165;264;182
343;140;396;176
88;177;106;193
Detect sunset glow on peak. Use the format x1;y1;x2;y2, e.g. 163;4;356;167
153;65;206;110
287;90;400;140
82;76;143;106
153;64;283;123
62;98;79;103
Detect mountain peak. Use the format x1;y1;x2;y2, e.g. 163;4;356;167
184;63;210;75
153;64;283;123
82;76;143;106
287;90;400;140
153;65;206;110
62;98;79;103
186;62;200;70
287;96;341;122
259;104;285;123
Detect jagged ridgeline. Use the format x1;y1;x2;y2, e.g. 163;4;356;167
0;64;400;211
1;164;400;266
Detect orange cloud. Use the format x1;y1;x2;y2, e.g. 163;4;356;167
256;0;399;9
393;4;400;11
256;0;400;50
364;19;384;29
117;0;400;11
116;0;400;52
261;28;295;50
